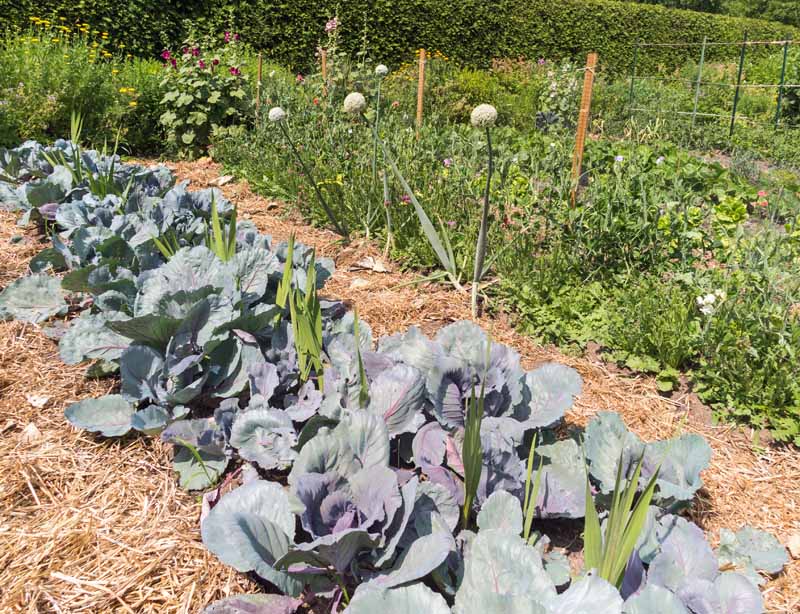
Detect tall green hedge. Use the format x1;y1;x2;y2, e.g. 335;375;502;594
2;0;796;72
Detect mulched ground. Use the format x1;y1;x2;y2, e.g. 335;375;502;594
0;158;797;612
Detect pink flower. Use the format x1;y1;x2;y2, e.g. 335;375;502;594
296;73;305;84
170;58;177;69
224;31;231;43
400;194;411;204
443;158;452;168
161;50;171;60
313;97;320;105
181;47;188;55
758;190;767;197
391;100;400;108
229;66;241;76
446;220;456;228
198;60;206;69
325;17;339;33
234;33;240;41
191;47;200;57
537;58;546;65
759;200;769;208
212;58;219;66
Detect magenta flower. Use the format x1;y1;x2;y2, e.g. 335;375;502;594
443;158;452;168
400;194;411;204
296;73;305;84
229;66;241;76
537;58;546;66
181;47;188;55
325;17;339;33
191;47;200;57
224;31;231;43
161;50;171;60
234;33;240;41
446;220;456;228
198;60;206;69
170;58;177;69
212;58;220;66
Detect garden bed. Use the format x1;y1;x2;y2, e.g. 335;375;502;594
0;158;797;612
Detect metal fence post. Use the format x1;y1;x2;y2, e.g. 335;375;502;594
774;37;791;128
691;36;707;129
628;39;639;122
729;32;747;138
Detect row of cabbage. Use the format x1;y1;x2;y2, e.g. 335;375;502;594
0;141;788;614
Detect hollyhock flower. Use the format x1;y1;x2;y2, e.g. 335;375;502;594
224;31;231;43
229;66;241;76
758;190;767;197
313;97;320;105
161;50;171;60
538;58;546;65
296;73;304;84
212;58;219;66
170;58;177;68
391;100;400;108
192;47;200;57
325;17;339;33
446;220;456;228
470;104;497;128
198;60;206;69
443;158;452;167
234;33;240;41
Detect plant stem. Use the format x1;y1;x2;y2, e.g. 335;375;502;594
279;122;349;241
472;127;494;318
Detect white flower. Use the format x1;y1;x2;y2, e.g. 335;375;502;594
343;92;367;114
700;304;714;316
268;107;286;123
375;64;389;77
704;293;716;305
470;104;498;128
715;289;727;301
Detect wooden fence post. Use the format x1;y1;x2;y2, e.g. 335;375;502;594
255;52;263;118
571;52;598;208
321;48;328;96
416;48;426;139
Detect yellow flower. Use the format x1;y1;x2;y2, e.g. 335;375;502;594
59;17;66;22
29;16;37;21
119;87;128;93
52;38;60;43
128;101;138;107
112;69;119;74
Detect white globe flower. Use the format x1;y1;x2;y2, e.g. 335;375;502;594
268;107;287;123
375;64;389;77
470;104;498;128
343;92;367;114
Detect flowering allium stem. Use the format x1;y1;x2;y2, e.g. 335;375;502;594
278;122;349;240
472;127;493;318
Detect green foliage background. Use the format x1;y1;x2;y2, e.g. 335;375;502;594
1;0;796;72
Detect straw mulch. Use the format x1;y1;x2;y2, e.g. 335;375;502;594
1;158;797;612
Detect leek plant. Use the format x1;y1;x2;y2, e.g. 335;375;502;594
583;450;661;588
268;106;349;240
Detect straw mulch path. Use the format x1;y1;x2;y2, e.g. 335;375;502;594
0;158;797;612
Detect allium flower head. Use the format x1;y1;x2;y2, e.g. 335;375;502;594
343;92;367;114
268;107;287;123
375;64;389;77
470;104;498;128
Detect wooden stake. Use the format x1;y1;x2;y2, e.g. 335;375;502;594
255;53;263;118
416;49;426;139
320;48;328;96
570;52;598;208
